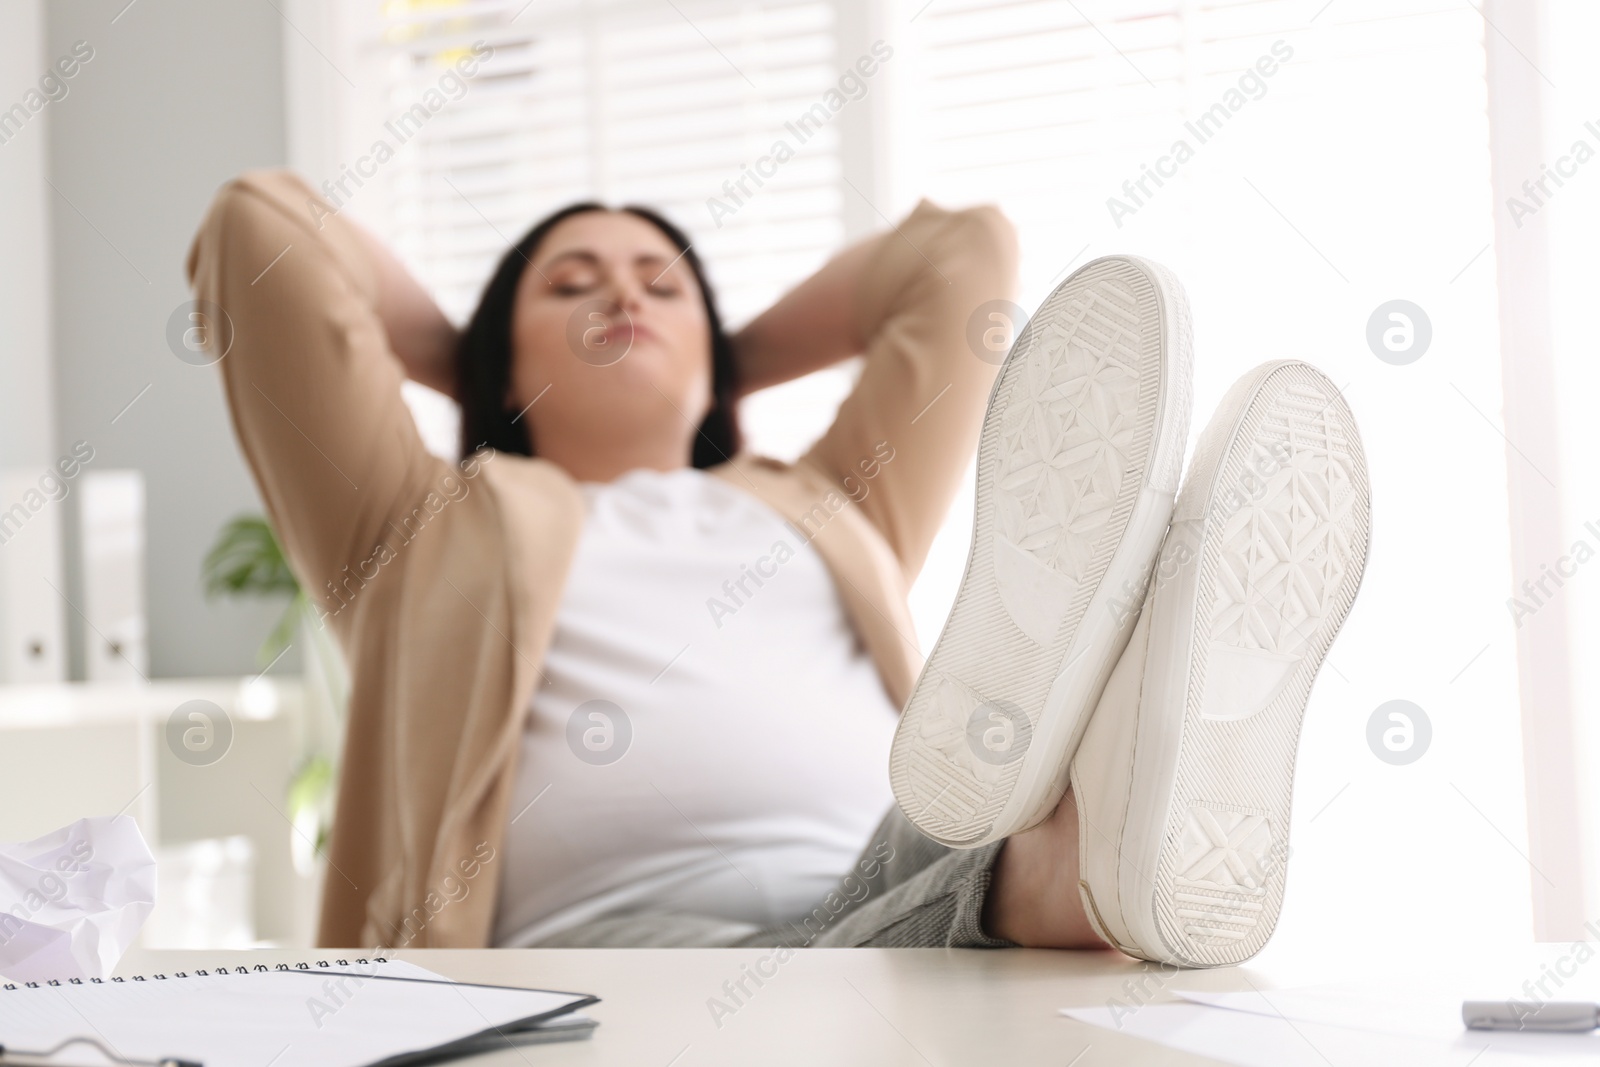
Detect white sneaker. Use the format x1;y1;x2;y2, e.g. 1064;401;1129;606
890;256;1193;848
1072;360;1371;967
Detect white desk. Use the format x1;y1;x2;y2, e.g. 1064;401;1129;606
116;943;1597;1065
113;946;1269;1065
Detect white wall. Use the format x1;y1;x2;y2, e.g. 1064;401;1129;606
43;0;293;679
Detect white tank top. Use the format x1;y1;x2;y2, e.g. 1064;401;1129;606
492;467;900;946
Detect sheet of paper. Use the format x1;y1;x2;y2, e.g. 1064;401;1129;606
1064;990;1600;1067
1176;986;1464;1038
0;815;156;982
0;958;595;1067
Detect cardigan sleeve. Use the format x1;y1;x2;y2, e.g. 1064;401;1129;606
798;199;1019;582
186;169;445;629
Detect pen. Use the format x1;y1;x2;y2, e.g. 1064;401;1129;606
1462;1000;1600;1032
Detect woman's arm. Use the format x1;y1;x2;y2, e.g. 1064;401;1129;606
351;221;460;398
187;170;446;627
796;200;1019;581
731;235;882;396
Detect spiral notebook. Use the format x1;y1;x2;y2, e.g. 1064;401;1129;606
0;957;598;1067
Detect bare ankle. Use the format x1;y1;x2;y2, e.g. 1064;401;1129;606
982;789;1108;948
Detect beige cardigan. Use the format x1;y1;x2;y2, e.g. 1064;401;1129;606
186;170;1017;948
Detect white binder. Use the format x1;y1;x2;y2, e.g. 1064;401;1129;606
79;469;148;682
0;469;67;684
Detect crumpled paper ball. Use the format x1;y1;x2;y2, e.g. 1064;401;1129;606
0;814;157;982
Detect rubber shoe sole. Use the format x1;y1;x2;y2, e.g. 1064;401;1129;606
1074;360;1371;966
889;255;1193;848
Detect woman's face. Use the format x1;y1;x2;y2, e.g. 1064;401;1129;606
507;210;713;456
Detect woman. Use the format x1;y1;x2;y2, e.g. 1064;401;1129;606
187;169;1369;967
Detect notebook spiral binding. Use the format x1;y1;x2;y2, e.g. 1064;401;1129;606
2;957;390;991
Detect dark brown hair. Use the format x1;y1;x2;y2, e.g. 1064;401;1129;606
455;203;740;468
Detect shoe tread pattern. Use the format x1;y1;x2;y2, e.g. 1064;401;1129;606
1152;362;1370;965
892;259;1170;845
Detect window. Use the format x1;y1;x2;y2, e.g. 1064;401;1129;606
291;0;876;461
372;1;849;323
898;0;1533;956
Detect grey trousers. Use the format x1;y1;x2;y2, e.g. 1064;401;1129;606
530;808;1015;949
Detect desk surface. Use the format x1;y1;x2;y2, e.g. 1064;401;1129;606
116;943;1584;1066
114;946;1295;1066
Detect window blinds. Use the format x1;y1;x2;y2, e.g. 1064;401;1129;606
367;0;849;328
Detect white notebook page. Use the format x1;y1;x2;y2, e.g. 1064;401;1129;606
0;959;593;1067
